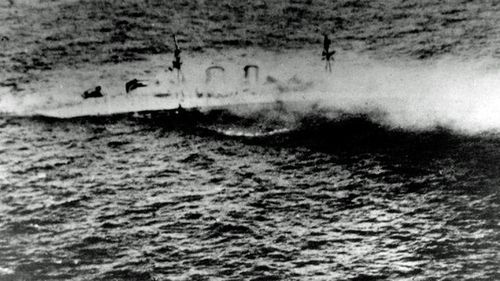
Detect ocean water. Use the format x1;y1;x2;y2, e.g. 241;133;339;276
2;0;500;279
0;109;499;281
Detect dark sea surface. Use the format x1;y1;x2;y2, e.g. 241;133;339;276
0;111;499;281
1;0;500;280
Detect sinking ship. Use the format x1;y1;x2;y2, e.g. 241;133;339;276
35;63;314;119
34;35;333;119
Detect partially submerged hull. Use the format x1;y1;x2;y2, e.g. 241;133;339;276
34;84;310;119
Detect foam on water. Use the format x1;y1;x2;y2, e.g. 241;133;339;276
0;267;14;275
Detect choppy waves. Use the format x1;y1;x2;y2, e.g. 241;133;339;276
0;113;499;280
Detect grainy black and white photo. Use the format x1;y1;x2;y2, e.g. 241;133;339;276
0;0;499;280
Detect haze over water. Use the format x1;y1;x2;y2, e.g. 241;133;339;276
1;0;500;281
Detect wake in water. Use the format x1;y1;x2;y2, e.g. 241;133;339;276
204;127;293;138
2;49;500;134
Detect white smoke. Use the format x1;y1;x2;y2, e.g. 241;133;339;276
2;49;500;134
226;51;500;134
